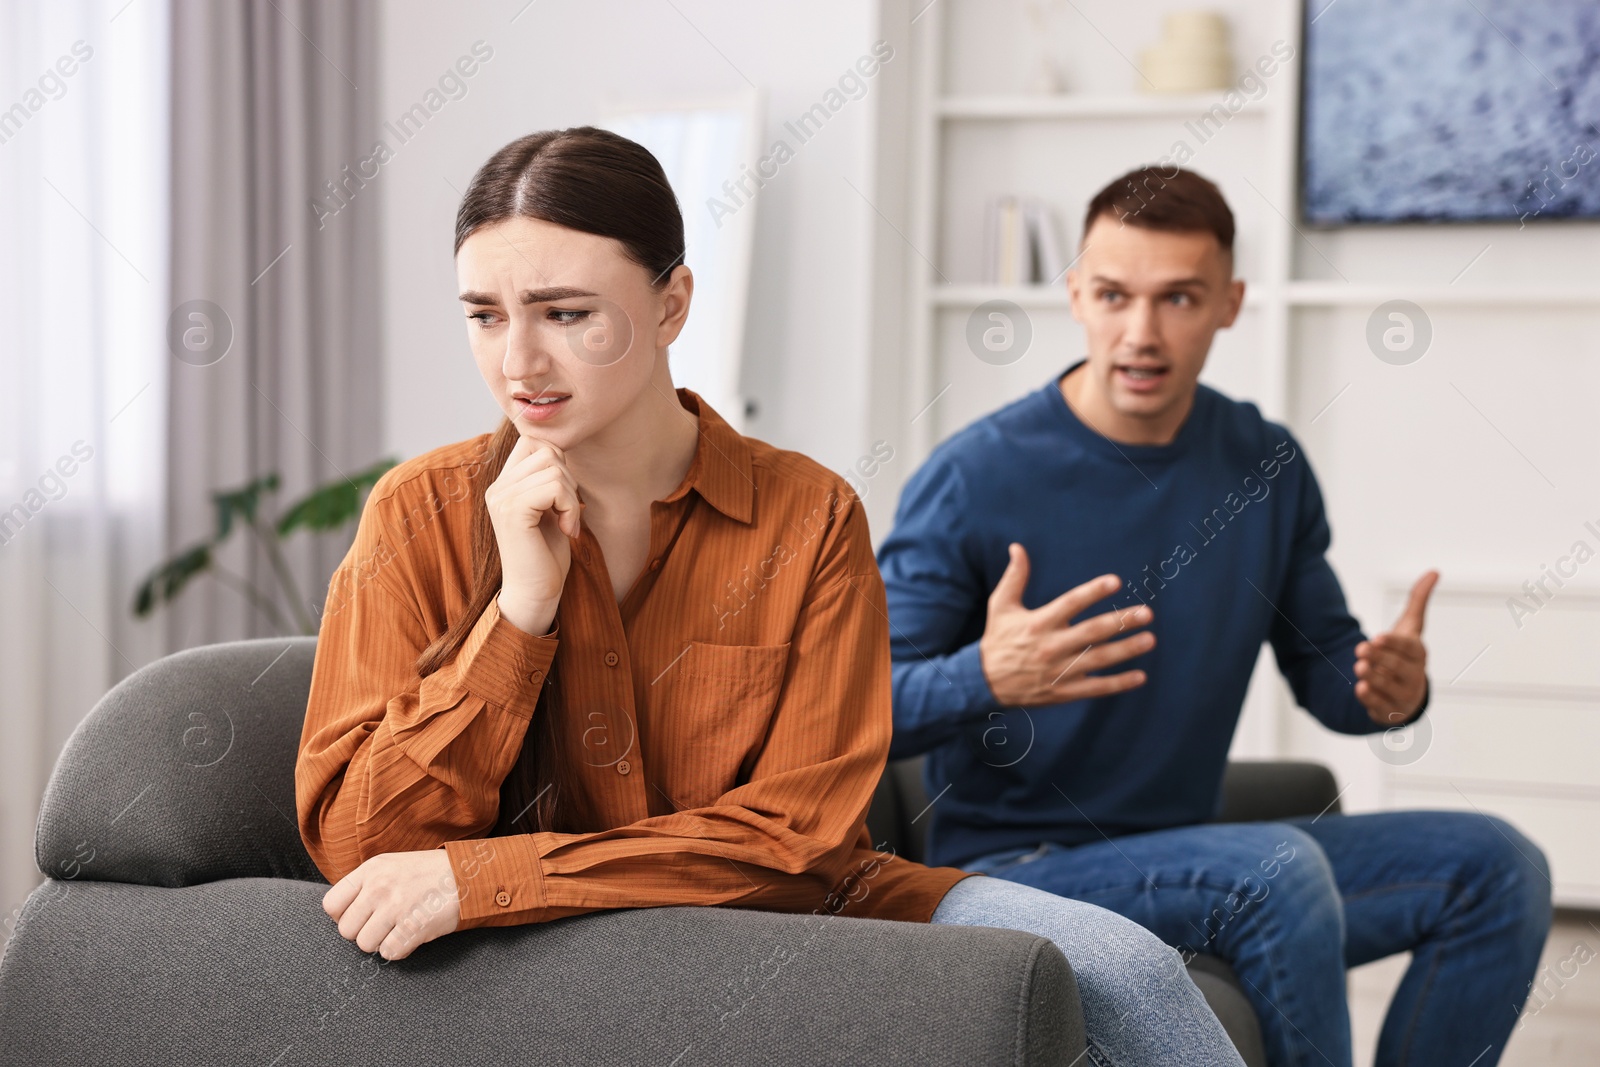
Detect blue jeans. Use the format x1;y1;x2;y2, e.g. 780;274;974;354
964;811;1552;1067
930;874;1247;1065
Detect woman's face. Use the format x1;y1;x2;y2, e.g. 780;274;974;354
456;215;690;448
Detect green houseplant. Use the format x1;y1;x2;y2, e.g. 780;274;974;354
133;459;397;636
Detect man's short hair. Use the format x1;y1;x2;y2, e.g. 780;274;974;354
1082;166;1235;253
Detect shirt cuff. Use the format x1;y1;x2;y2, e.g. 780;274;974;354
451;597;558;717
443;834;548;928
949;640;1005;715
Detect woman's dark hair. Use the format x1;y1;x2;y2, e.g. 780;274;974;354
415;126;685;834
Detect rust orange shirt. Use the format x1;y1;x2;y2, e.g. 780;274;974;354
295;388;977;930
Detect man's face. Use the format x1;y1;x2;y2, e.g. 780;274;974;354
1066;216;1244;427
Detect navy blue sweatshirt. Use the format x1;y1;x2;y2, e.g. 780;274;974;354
878;363;1411;869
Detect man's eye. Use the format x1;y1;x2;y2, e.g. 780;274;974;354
1099;291;1123;304
1168;293;1191;306
467;312;497;327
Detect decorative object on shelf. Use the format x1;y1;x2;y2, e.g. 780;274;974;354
1021;0;1068;94
982;195;1069;285
1139;10;1235;93
132;458;397;635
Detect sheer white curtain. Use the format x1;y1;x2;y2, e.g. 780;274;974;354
0;0;170;930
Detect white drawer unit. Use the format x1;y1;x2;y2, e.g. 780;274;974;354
1378;584;1600;908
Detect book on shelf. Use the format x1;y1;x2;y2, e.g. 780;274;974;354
982;195;1068;286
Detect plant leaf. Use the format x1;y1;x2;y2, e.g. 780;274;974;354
276;457;399;537
212;473;281;541
132;542;213;617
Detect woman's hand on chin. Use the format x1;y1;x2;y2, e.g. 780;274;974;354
488;433;580;615
321;847;461;960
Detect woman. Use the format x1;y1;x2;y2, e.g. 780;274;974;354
294;126;1245;1065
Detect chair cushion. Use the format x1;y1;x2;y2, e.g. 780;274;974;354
34;637;325;888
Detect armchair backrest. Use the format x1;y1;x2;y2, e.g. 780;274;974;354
34;638;325;889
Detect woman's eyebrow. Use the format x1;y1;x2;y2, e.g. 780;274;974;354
458;286;598;305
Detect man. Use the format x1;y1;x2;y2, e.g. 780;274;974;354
877;166;1551;1067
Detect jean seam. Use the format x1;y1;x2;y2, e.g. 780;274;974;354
1339;879;1463;905
1394;871;1517;1067
1232;877;1326;1067
1082;1039;1114;1067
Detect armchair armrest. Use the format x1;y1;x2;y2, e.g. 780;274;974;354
0;876;1085;1066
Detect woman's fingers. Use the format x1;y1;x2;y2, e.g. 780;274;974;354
322;867;364;919
502;469;583;539
494;441;583;539
336;888;379;945
354;908;394;955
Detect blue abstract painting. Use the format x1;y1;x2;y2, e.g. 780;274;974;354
1301;0;1600;224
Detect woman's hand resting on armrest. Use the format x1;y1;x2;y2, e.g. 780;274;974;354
322;848;461;960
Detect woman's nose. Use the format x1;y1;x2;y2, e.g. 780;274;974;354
501;320;554;381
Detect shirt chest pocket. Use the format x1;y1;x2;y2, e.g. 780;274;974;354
648;640;792;811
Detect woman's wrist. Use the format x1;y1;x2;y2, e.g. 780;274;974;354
496;592;557;637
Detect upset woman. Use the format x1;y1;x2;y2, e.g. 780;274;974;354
294;126;1245;1066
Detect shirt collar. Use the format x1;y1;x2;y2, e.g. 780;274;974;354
662;387;754;524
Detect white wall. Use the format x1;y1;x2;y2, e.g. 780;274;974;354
376;0;886;498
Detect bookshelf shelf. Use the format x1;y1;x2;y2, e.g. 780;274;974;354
1284;282;1600;307
937;93;1273;121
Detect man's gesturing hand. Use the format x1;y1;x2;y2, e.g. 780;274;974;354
978;543;1154;708
322;848;461;961
1355;570;1438;725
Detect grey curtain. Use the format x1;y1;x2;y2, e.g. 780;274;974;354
166;0;382;646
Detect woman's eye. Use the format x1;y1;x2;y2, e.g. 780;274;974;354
548;308;590;325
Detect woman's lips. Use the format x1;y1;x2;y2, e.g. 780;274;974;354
515;395;570;421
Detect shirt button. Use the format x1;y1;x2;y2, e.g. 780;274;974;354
648;558;662;571
604;650;619;667
529;668;544;682
616;759;632;775
494;889;511;907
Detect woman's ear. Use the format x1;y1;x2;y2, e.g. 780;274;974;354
655;264;694;348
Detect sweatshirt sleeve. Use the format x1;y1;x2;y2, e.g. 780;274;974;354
1266;442;1389;735
442;498;895;930
875;457;1004;759
295;493;559;884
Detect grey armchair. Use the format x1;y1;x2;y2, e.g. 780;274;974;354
0;638;1083;1066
